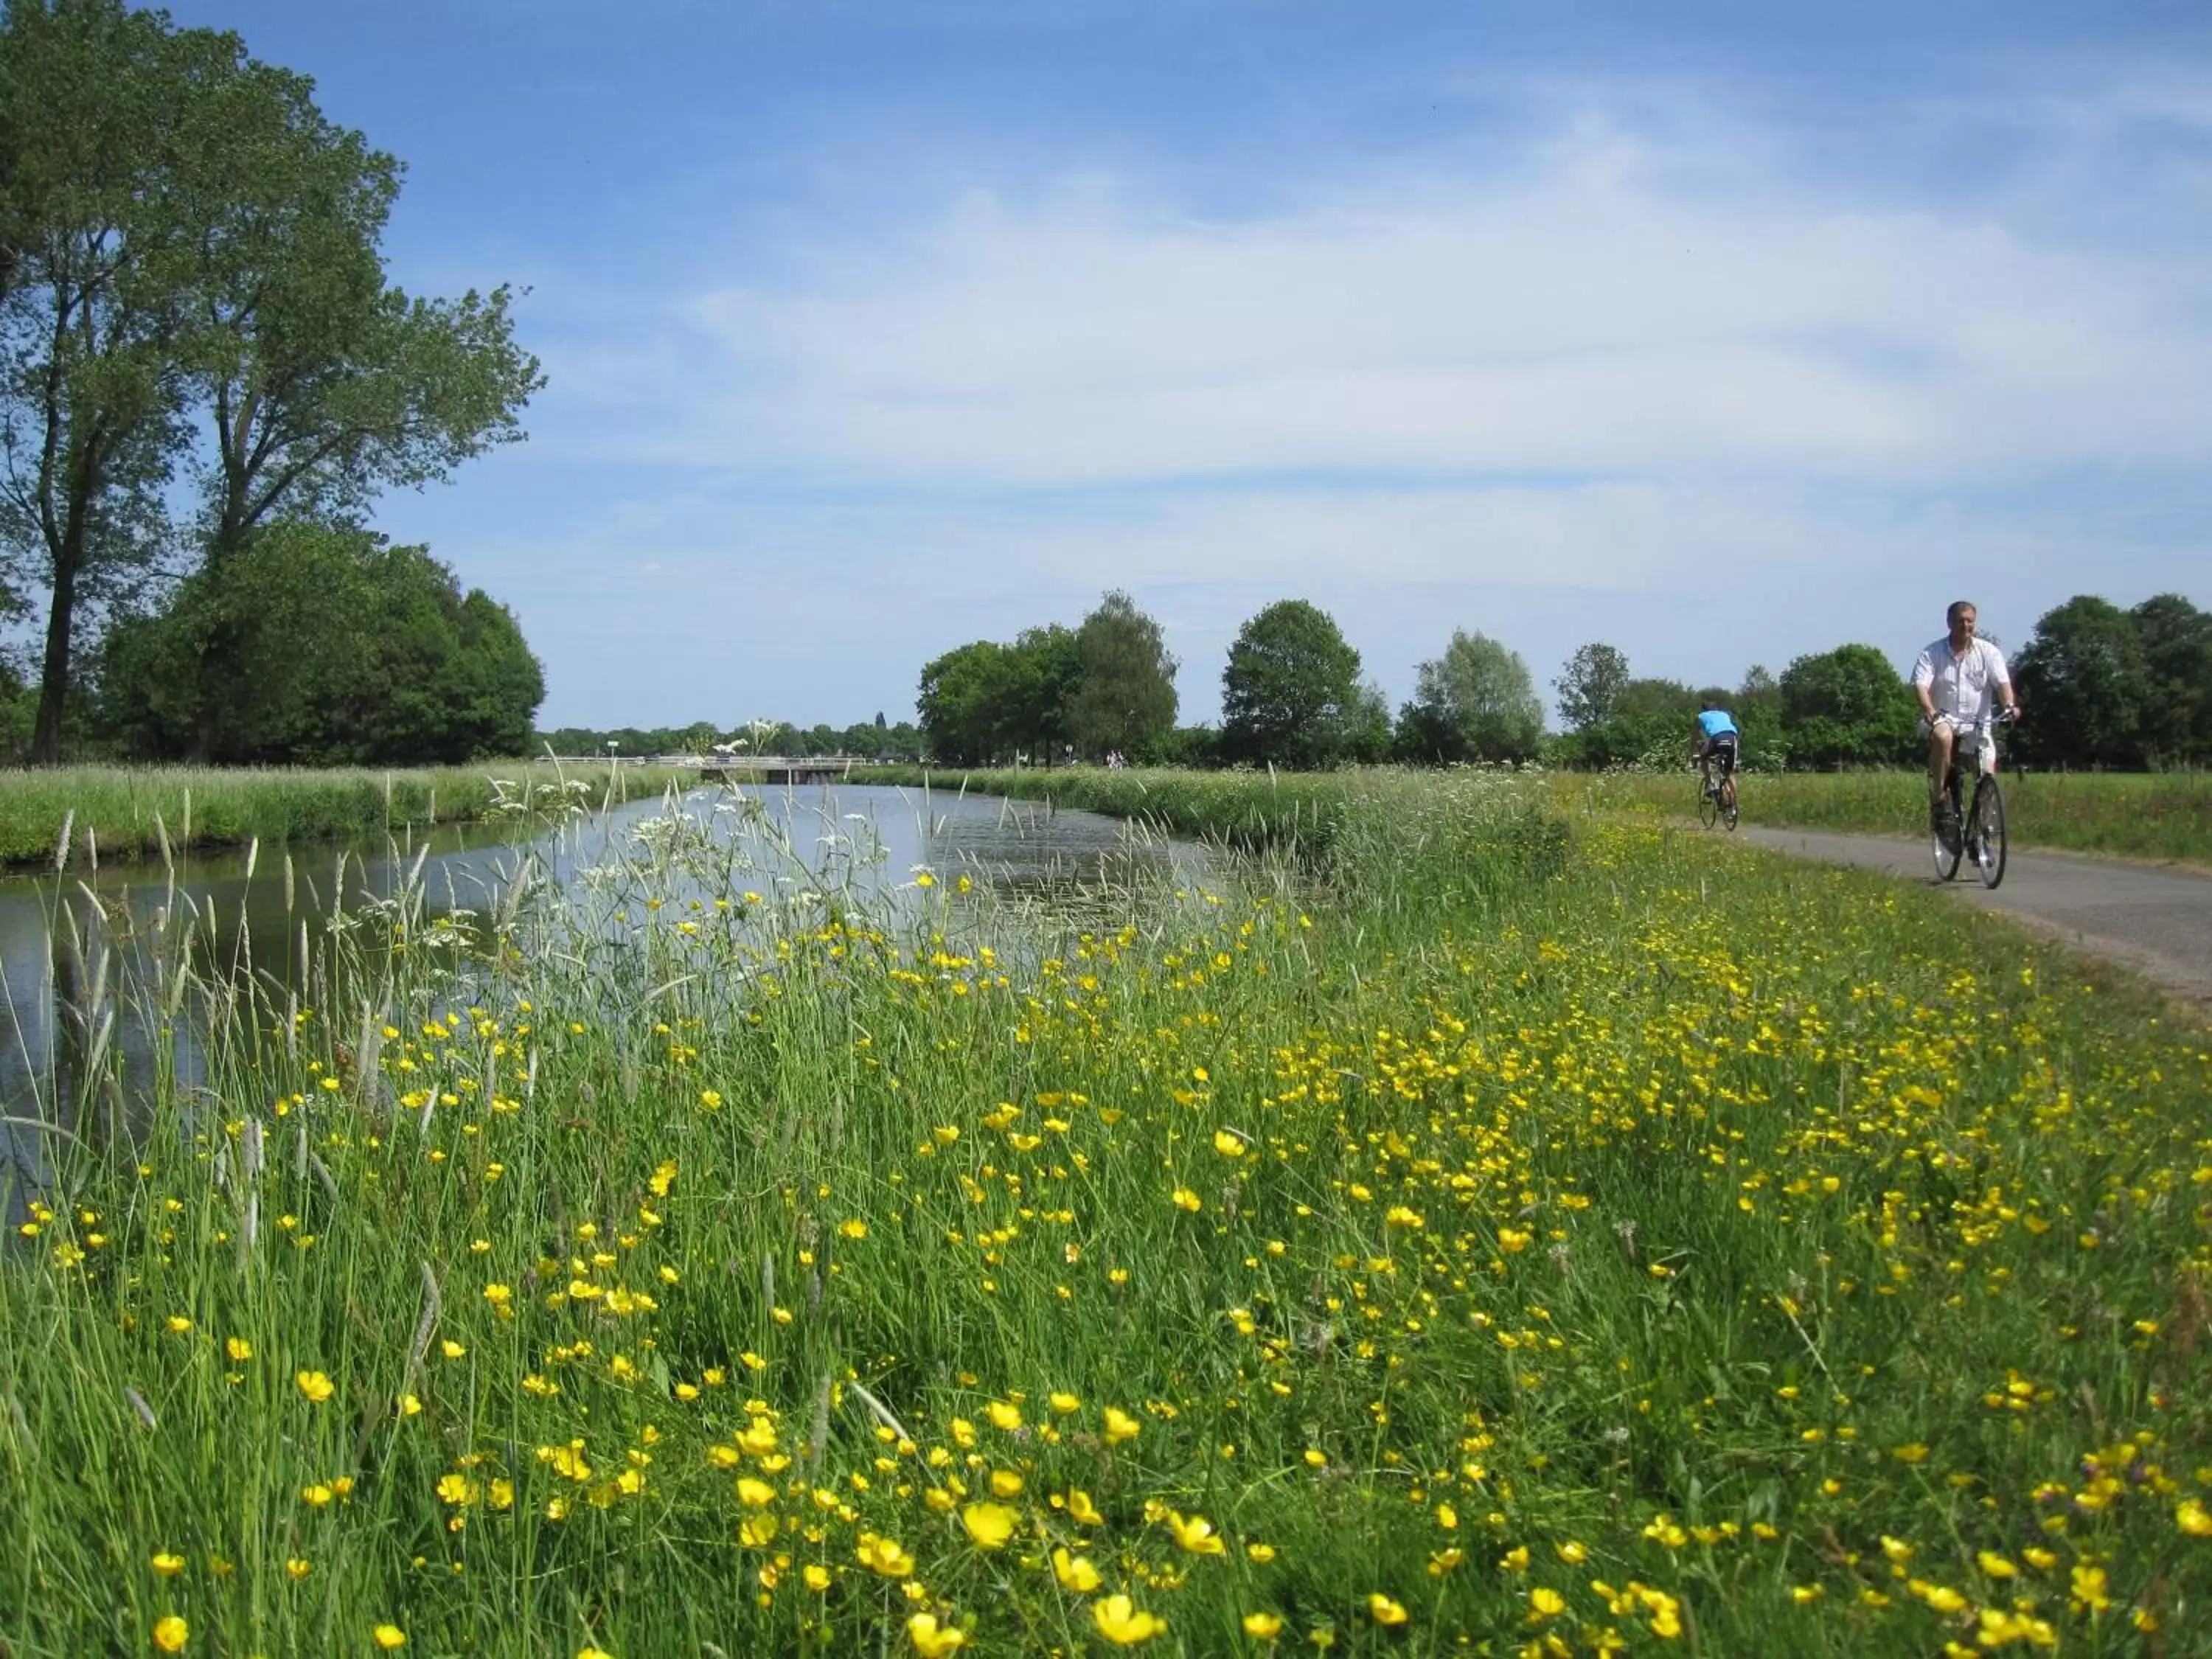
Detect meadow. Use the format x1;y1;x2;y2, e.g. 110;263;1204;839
2;770;2209;1656
0;761;697;869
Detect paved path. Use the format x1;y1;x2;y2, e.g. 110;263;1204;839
1737;827;2212;1009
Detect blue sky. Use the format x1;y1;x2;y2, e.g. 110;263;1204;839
166;0;2212;730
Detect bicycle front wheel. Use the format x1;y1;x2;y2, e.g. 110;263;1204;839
1931;779;1963;882
1719;776;1739;832
1971;776;2007;888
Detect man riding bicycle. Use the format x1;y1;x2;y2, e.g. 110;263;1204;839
1693;700;1739;798
1911;601;2020;837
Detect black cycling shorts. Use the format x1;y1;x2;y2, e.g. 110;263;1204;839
1705;734;1738;774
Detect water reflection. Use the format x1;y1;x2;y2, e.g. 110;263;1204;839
0;782;1201;1214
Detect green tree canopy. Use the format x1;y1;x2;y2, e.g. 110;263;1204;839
0;0;539;762
1553;641;1630;732
1551;675;1699;769
917;639;1001;767
2129;594;2212;768
1005;624;1081;763
1400;630;1545;763
2011;596;2152;769
97;521;542;765
1067;589;1178;760
1779;644;1917;768
1220;599;1364;769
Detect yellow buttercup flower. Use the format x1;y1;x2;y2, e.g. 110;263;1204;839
1242;1611;1284;1640
295;1369;334;1403
740;1514;779;1547
152;1615;188;1652
1368;1594;1409;1625
985;1400;1023;1432
1068;1489;1105;1527
1167;1510;1226;1556
372;1627;406;1650
858;1534;916;1578
2180;1499;2212;1537
1213;1129;1245;1157
1054;1547;1102;1592
1093;1594;1166;1645
961;1501;1019;1549
1102;1408;1141;1444
150;1551;184;1576
907;1613;967;1657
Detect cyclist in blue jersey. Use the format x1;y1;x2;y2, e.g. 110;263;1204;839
1693;701;1739;801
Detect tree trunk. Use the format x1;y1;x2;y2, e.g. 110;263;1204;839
29;536;79;764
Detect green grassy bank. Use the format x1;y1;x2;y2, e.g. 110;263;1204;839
1556;767;2212;864
858;763;2212;865
0;761;698;870
4;773;2210;1655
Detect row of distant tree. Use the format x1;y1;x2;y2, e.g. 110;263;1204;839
1549;591;2211;773
538;715;927;764
0;1;543;766
608;590;2207;776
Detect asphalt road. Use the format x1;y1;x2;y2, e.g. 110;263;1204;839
1737;826;2212;1009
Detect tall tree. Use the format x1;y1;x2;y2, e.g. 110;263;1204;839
1220;599;1365;769
1067;589;1178;760
1401;630;1546;763
2129;593;2212;768
917;639;1012;767
1778;644;1918;769
2011;596;2152;769
1553;641;1630;732
1004;624;1081;764
0;0;206;760
0;1;540;762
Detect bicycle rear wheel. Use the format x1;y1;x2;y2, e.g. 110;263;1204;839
1719;775;1739;832
1970;776;2007;888
1697;781;1719;830
1930;775;1963;882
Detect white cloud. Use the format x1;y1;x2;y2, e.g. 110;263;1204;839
638;105;2212;489
478;80;2212;726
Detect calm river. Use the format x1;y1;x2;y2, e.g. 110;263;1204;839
0;782;1201;1214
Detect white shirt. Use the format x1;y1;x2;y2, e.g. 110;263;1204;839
1912;635;2011;722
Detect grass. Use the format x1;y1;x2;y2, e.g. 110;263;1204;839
0;761;699;870
1545;767;2212;864
2;770;2210;1655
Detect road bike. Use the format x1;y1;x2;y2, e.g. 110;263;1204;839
1697;751;1739;831
1930;709;2012;888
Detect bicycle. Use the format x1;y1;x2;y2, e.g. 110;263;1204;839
1697;750;1739;832
1930;709;2013;888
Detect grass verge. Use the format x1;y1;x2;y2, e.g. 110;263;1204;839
1549;767;2212;864
2;773;2208;1655
0;761;697;869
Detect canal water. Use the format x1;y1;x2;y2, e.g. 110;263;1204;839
0;782;1203;1215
